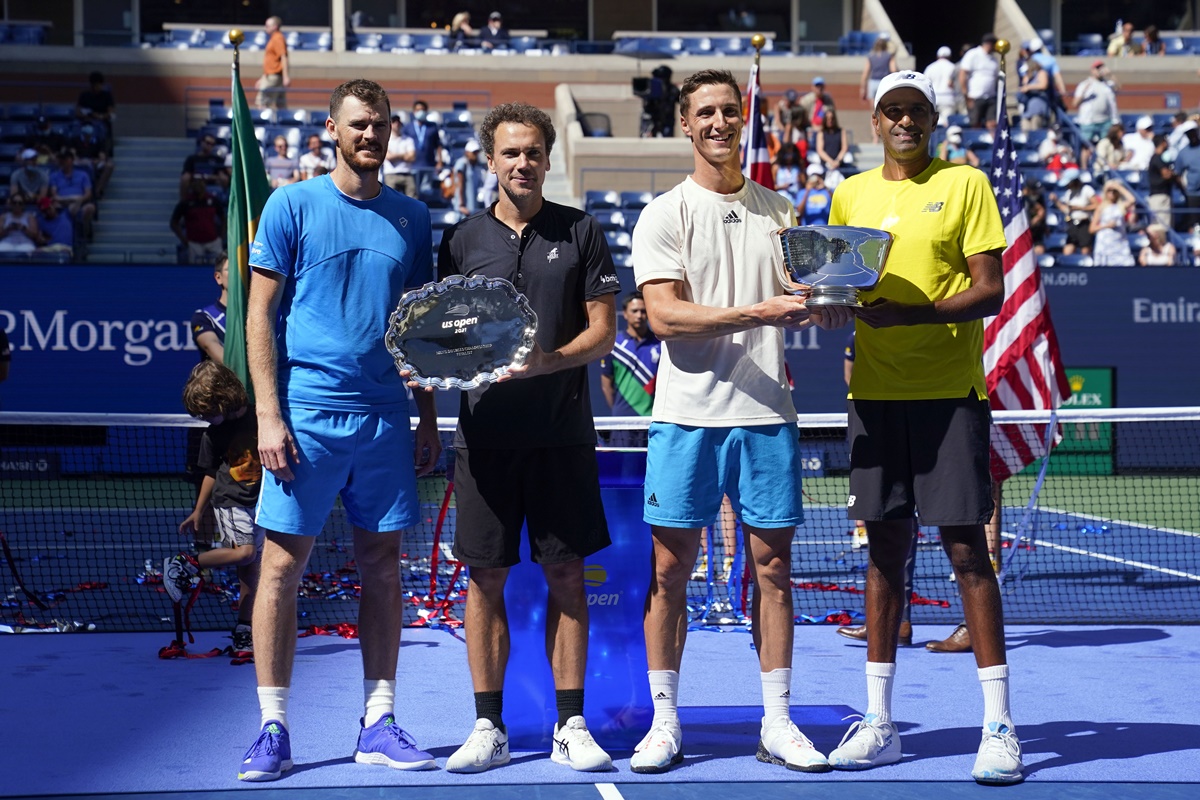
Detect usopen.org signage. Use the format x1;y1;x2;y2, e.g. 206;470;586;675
1;264;215;412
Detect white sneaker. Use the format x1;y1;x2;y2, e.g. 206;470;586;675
551;716;612;772
630;719;683;774
828;714;901;770
756;715;831;772
445;719;510;773
972;722;1024;785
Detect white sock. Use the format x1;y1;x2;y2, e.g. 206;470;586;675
648;670;679;726
865;662;896;723
978;664;1014;728
258;686;289;730
760;668;792;726
364;679;396;726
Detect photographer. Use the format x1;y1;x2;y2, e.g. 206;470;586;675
635;65;680;138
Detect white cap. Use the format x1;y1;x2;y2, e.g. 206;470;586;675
1028;36;1044;52
1136;115;1154;131
873;70;936;109
937;45;952;58
464;139;481;152
878;32;890;41
806;163;825;177
19;148;37;161
947;124;963;136
1060;167;1081;184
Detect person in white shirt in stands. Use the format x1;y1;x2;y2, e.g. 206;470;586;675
297;133;335;180
959;33;1000;130
383;114;417;198
924;45;962;122
1120;116;1157;171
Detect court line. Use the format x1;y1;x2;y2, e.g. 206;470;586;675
596;783;625;800
1002;532;1200;582
1039;506;1200;540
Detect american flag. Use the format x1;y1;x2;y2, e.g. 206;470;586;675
741;61;774;189
982;109;1072;481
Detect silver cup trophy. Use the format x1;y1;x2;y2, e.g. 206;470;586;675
385;274;538;390
776;225;894;306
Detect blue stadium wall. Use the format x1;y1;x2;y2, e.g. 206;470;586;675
0;264;1196;415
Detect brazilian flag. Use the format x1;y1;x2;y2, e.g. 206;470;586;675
224;43;271;399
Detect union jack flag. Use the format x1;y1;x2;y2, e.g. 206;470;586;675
983;107;1071;480
741;61;774;189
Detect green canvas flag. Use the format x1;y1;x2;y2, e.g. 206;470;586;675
224;50;272;400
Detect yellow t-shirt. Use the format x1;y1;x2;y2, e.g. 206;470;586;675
828;158;1006;400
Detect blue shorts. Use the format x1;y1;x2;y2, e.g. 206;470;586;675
255;407;420;536
643;422;804;529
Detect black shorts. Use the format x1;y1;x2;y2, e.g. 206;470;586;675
451;446;612;568
847;395;993;527
1066;219;1094;251
968;96;996;129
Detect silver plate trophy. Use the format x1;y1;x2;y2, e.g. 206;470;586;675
385;274;538;390
777;225;894;307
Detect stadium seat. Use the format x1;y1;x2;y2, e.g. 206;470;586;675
275;109;308;126
41;103;75;122
1073;33;1105;55
1043;230;1068;251
714;36;748;55
585;190;621;211
591;209;626;232
6;103;40;121
578;113;612;137
208;105;233;124
7;23;46;45
622;209;641;233
605;231;632;261
1053;253;1094;267
353;32;383;53
508;35;540;54
0;121;28;142
0;142;22;160
442;109;473;129
444;128;476;149
682;36;713;55
429;208;463;229
620;191;654;210
573;41;615;55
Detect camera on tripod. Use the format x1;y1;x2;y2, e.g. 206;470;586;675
633;65;678;138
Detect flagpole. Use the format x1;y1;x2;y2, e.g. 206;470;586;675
751;33;765;68
994;38;1009;127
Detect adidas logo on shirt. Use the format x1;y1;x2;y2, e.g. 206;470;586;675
724;210;741;224
647;493;660;508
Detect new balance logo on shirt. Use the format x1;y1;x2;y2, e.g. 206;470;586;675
647;493;660;507
922;202;945;213
724;210;742;224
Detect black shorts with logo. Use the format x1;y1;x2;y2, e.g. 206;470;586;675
451;445;612;568
847;395;993;527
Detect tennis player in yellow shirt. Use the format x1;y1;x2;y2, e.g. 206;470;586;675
825;71;1023;785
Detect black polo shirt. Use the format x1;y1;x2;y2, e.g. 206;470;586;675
438;200;620;448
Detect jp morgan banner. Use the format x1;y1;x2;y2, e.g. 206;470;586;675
1;264;214;412
4;264;1199;414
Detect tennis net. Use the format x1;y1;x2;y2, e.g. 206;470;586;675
2;408;1197;633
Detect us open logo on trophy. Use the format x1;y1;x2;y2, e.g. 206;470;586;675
385;274;538;390
776;226;894;307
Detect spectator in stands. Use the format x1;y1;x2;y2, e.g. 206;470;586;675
798;77;835;134
860;34;898;141
0;193;39;255
960;33;1000;130
938;125;979;166
775;88;810;150
1167;112;1196;158
10;149;49;202
1035;129;1060;164
452;139;487;215
191;253;229;363
1050;168;1097;255
171;178;225;264
450;11;479;46
1147;135;1175;228
1120;116;1157;171
1090;180;1137;265
1094;123;1129;171
480;11;510;50
1017;59;1052;131
257;16;290;112
815;108;852;178
1072;61;1119;146
1107;21;1139;57
1139;223;1177;264
924;46;962;122
75;70;116;152
1172;127;1200;232
297;133;335;180
1045;136;1080;177
1026;37;1066;115
265;135;299;188
35;197;74;256
1141;25;1165;56
71;123;113;199
1023;180;1048;254
772;142;802;204
27;115;68;154
181;134;230;199
797;164;832;225
599;291;659;447
49;150;95;240
402;100;442;193
383;115;418;197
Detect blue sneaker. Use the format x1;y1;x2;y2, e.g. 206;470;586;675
237;720;292;782
354;714;436;770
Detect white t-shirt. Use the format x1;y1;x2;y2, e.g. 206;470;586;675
1121;132;1156;171
1073;78;1118;127
632;176;798;427
1064;184;1096;224
924;58;960;107
298;149;335;179
960;46;999;100
384;135;415;175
